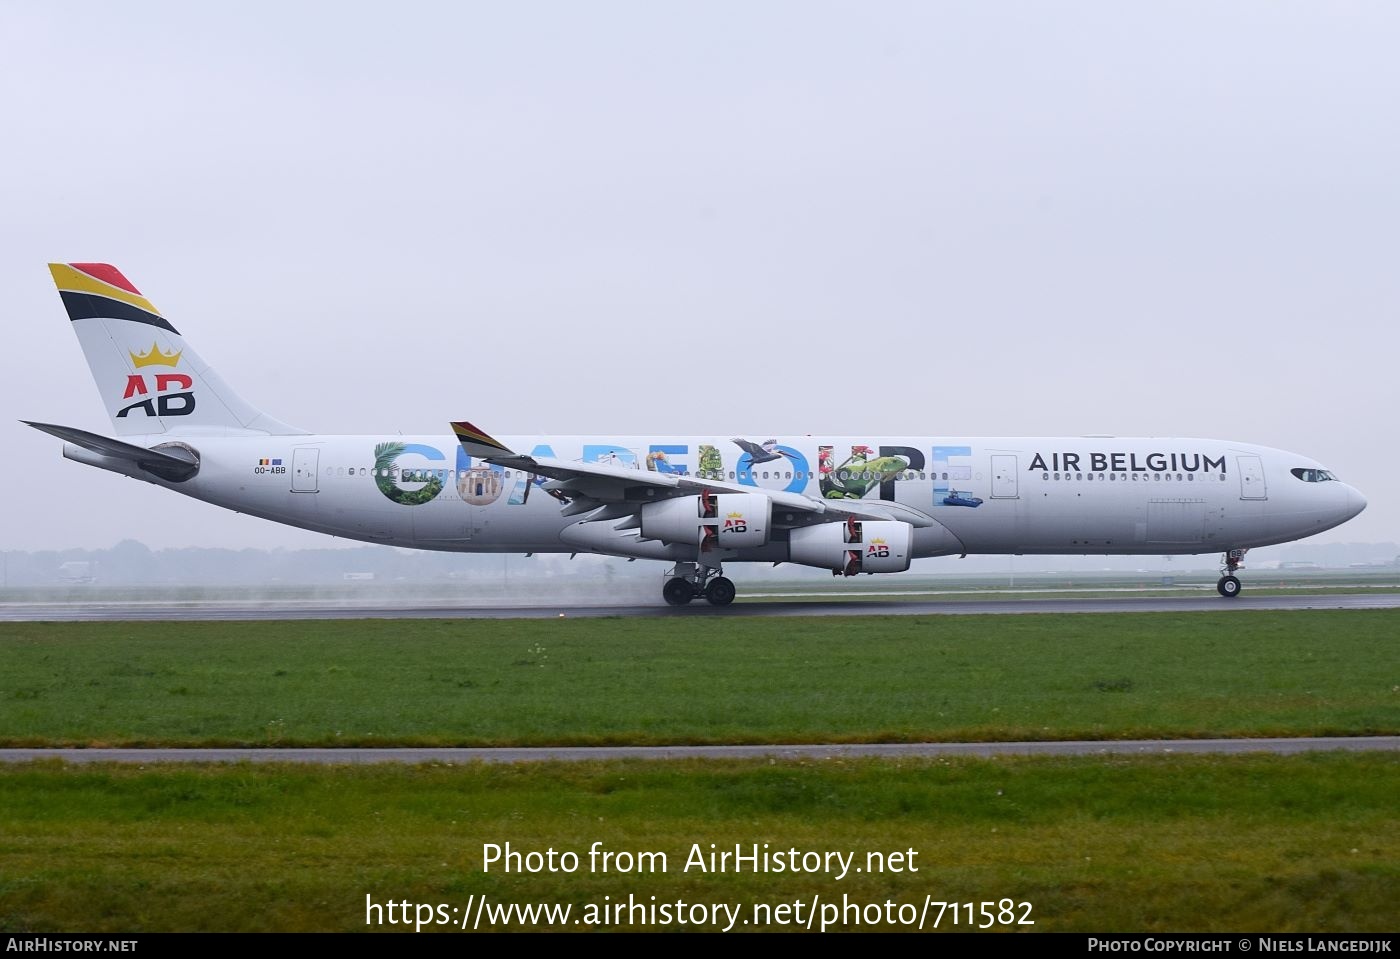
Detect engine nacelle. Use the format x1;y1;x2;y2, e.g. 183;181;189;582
640;492;771;549
789;519;913;575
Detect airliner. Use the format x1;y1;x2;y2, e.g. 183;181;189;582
27;263;1367;606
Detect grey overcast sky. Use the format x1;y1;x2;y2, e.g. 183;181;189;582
2;2;1396;551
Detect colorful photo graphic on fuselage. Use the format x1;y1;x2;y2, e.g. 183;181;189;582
373;441;445;506
940;490;983;508
646;448;686;474
731;438;787;465
698;444;723;477
818;445;908;500
931;446;976;508
370;438;967;509
459;466;505;505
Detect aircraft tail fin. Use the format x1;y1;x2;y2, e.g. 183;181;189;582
49;263;304;436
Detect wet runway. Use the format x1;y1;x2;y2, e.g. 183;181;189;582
2;591;1398;621
2;737;1396;765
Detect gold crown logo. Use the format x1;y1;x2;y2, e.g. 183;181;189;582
726;511;745;519
869;537;886;545
130;342;182;368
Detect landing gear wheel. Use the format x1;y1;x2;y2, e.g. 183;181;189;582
1217;575;1241;598
663;578;694;606
704;576;736;607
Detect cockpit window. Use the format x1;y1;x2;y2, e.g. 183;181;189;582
1291;468;1338;483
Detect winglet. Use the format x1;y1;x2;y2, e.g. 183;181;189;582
450;420;516;459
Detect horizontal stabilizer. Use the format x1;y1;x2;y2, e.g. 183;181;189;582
24;420;199;482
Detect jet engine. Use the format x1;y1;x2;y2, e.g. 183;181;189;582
640;492;771;549
789;519;913;575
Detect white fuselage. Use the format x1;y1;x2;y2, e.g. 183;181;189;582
69;433;1367;564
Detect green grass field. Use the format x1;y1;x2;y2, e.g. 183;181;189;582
1;611;1396;746
2;609;1397;933
1;754;1396;932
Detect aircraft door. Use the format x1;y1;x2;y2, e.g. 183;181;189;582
1237;455;1267;500
990;454;1019;499
292;447;320;493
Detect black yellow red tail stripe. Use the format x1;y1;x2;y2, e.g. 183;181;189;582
49;262;178;333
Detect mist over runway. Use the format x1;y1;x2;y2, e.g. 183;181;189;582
3;591;1399;622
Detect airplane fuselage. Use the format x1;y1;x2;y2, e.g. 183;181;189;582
66;432;1365;563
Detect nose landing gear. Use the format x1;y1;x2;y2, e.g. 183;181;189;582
1217;548;1248;598
662;561;736;607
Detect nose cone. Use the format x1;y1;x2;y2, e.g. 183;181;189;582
1344;484;1368;521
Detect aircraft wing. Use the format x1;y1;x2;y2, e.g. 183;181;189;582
450;421;938;528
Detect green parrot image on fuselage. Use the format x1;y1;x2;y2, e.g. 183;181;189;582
819;445;909;500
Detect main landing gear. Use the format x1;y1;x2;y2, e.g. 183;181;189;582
1217;548;1249;598
662;561;736;607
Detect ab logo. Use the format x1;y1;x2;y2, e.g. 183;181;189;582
867;539;890;559
723;512;748;535
118;342;196;418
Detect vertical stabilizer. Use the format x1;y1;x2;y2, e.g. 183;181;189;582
49;263;303;436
